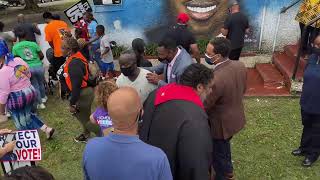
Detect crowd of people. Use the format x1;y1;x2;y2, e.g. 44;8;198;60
0;0;319;179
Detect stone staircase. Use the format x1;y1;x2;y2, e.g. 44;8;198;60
245;44;304;96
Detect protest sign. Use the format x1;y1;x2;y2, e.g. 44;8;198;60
0;130;41;162
64;0;92;25
1;161;34;175
93;0;122;5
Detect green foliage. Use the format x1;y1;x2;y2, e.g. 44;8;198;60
113;38;210;57
112;45;128;59
145;43;158;57
197;39;210;55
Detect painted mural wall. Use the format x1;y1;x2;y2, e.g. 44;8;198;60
90;0;301;52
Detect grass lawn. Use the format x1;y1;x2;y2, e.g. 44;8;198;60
0;97;319;179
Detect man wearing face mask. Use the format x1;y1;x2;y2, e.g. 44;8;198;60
146;38;194;87
204;37;247;180
292;35;320;167
140;64;213;180
116;50;157;103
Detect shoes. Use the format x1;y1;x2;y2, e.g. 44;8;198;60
292;148;305;156
5;111;11;118
42;96;48;103
46;128;55;140
302;156;318;167
74;134;89;143
37;103;46;110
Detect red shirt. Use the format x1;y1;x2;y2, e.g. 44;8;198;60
74;20;89;41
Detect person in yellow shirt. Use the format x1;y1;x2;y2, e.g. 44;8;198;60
295;0;320;54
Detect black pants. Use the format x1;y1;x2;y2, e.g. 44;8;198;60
300;110;320;159
212;138;234;180
50;56;66;80
229;48;242;60
299;23;319;54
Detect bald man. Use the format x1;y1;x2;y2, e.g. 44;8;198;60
83;87;172;180
116;50;157;102
14;14;41;42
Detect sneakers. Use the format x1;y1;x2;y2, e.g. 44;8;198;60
42;96;48;103
5;111;11;118
37;103;46;110
46;128;55;140
74;134;89;143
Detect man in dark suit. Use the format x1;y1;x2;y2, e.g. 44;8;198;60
140;64;213;180
204;37;247;180
145;38;194;87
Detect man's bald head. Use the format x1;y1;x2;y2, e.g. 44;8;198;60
314;35;320;48
119;50;137;67
17;14;25;23
107;87;142;132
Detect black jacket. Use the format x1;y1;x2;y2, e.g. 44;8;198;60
139;86;212;180
59;58;86;105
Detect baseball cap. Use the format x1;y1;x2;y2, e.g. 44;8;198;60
177;13;190;24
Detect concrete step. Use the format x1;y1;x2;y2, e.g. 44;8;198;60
273;52;304;88
283;44;307;70
245;68;290;96
256;64;285;89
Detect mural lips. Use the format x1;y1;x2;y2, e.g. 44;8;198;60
185;0;218;21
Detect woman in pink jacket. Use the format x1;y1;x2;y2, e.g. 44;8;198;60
0;39;54;139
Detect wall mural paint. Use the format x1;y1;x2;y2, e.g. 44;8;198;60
91;0;301;51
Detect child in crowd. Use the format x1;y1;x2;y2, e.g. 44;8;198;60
12;27;47;109
90;80;118;136
75;28;90;60
96;25;115;78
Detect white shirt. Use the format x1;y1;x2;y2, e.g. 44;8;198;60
167;48;181;83
100;35;114;63
36;24;51;82
116;68;157;102
36;24;50;67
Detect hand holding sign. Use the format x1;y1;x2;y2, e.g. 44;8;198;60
0;130;41;162
3;141;16;154
0;129;12;134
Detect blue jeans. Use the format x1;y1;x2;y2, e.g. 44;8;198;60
212;138;234;180
30;66;46;104
90;43;103;70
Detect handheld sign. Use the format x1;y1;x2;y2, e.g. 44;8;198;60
64;0;93;25
93;0;122;5
0;130;41;162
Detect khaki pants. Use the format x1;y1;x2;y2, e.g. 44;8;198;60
74;87;100;136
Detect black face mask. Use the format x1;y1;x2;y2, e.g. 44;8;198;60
205;56;214;65
158;57;169;64
121;66;136;77
312;47;320;56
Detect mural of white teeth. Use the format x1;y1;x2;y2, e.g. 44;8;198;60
186;5;216;13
